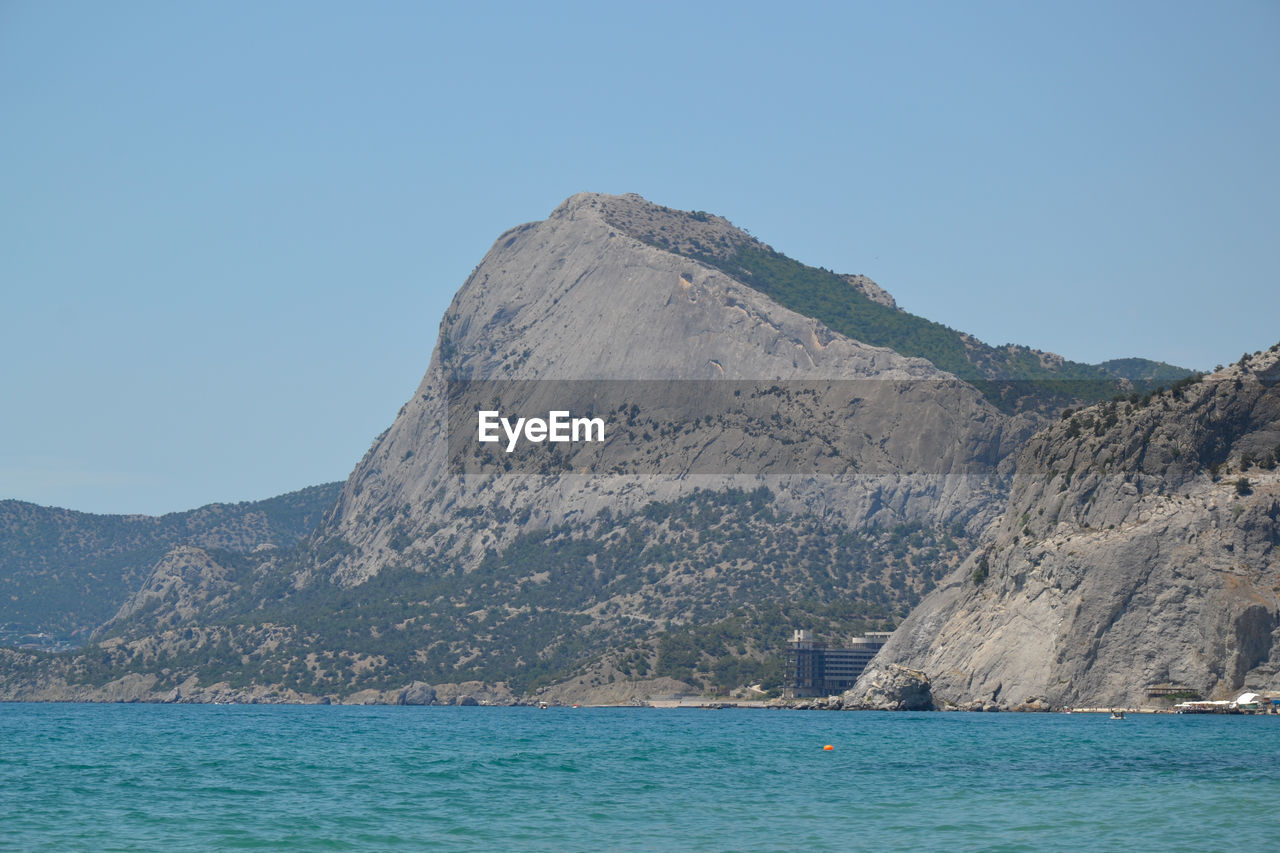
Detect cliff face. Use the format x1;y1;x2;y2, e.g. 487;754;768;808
865;349;1280;708
314;193;1028;586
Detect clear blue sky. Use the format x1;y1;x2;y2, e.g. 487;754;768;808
3;1;1277;515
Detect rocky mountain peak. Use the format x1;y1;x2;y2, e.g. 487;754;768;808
318;192;1023;586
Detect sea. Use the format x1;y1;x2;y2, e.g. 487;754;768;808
2;703;1277;851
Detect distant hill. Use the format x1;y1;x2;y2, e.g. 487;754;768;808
0;483;341;648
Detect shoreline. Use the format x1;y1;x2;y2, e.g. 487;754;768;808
4;694;1277;715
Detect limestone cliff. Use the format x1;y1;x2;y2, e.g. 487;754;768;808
864;347;1280;708
313;192;1028;586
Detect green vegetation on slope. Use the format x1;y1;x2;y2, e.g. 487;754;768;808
608;200;1193;411
700;243;1189;409
0;483;342;647
67;488;972;697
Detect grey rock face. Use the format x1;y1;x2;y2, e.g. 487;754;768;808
395;682;437;705
842;274;898;311
842;663;933;710
429;681;515;706
96;546;235;637
314;192;1028;586
868;350;1280;708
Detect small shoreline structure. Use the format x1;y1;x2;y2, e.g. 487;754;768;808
1172;692;1278;714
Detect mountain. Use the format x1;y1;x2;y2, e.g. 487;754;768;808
312;192;1035;587
1;192;1213;706
52;192;1019;703
0;483;341;648
861;348;1280;709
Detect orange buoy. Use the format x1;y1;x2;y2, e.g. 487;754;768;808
823;744;834;751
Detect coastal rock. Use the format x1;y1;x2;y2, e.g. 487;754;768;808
342;689;389;706
396;682;438;705
430;681;516;706
873;349;1280;708
1012;697;1051;712
93;672;159;702
843;663;934;711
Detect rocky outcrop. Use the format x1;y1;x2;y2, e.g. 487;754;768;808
396;682;437;705
96;546;236;637
842;274;898;310
841;663;933;710
314;192;1030;586
867;348;1280;708
428;681;517;706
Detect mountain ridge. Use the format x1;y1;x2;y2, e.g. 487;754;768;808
592;192;1190;405
2;192;1252;711
0;483;342;648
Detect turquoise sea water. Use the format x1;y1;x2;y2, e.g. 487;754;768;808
2;704;1277;851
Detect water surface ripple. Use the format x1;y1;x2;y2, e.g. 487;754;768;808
2;704;1276;850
